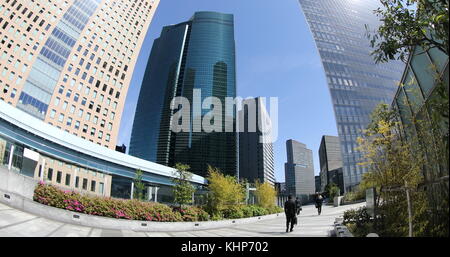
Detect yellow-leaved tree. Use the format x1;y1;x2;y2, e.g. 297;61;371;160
205;165;245;217
254;180;276;209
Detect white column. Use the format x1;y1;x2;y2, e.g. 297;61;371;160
130;182;134;199
103;176;107;197
7;145;14;171
72;169;78;190
147;186;153;201
39;158;45;182
154;187;159;202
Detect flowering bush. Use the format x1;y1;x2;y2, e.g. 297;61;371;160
34;183;183;222
33;183;283;222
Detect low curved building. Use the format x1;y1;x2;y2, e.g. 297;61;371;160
0;100;206;203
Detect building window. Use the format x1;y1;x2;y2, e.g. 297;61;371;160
82;178;88;190
65;174;71;186
75;176;79;188
56;171;62;184
47;168;53;181
91;180;96;192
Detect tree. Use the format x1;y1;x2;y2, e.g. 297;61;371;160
133;169;145;201
356;103;430;236
254;180;276;209
205;165;245;216
366;0;448;63
172;163;196;208
328;183;341;200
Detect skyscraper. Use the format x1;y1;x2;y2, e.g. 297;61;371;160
298;0;406;191
0;0;160;149
284;139;315;202
129;12;237;178
238;97;275;185
319;135;344;194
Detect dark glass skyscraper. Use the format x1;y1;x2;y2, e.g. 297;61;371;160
298;0;406;191
129;12;237;178
284;139;315;202
238;97;275;185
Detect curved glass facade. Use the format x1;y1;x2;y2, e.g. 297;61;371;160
298;0;406;191
17;0;101;119
0;100;206;201
130;12;237;178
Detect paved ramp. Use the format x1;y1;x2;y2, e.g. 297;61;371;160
0;201;365;237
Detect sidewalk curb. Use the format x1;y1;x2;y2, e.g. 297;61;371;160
0;189;283;232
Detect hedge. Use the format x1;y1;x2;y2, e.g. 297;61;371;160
33;182;207;222
33;182;282;222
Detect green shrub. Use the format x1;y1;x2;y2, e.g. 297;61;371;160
343;207;375;237
34;183;281;222
342;190;365;203
222;205;244;219
175;206;210;221
267;206;283;214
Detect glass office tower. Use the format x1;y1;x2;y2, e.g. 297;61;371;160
298;0;406;191
130;12;237;177
284;139;315;203
0;0;160;149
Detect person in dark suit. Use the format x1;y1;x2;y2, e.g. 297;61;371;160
315;192;324;215
284;195;297;232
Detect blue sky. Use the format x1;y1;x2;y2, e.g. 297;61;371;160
117;0;338;182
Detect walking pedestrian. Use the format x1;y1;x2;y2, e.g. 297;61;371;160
284;195;297;232
315;192;323;215
295;196;302;216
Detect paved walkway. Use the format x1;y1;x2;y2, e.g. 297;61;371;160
0;201;365;237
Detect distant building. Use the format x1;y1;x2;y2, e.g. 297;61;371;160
319;135;344;194
239;97;275;185
284;139;315;202
275;182;288;207
315;175;321;193
275;182;287;195
115;144;126;154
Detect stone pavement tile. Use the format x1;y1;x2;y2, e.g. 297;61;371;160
49;224;92;237
88;228;103;237
216;228;265;237
100;229;123;237
202;228;235;237
121;230;147;237
145;232;172;237
188;230;224;237
167;231;199;237
0;203;12;211
0;209;37;227
0;217;63;237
